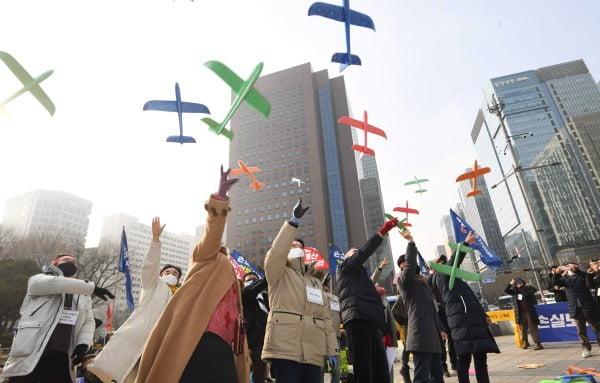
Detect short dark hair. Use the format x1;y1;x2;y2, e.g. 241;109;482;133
244;272;258;280
294;238;305;248
160;264;182;278
397;254;406;268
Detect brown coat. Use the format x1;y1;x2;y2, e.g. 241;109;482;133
135;196;250;383
261;221;338;367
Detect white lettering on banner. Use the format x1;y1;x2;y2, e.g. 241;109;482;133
538;313;576;329
306;286;323;305
58;309;79;325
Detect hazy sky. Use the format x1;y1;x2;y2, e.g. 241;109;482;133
1;0;599;263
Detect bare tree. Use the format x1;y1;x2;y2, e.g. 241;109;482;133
0;224;19;260
2;231;77;267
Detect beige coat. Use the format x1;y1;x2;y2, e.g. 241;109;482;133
261;221;338;367
87;241;173;383
135;196;249;383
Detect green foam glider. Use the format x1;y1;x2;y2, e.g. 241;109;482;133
430;242;481;290
0;51;55;116
384;213;408;231
202;61;271;140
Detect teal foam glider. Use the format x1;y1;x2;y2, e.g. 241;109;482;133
429;242;481;290
0;51;54;116
201;61;271;140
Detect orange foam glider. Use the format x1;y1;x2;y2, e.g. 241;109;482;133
456;160;492;197
338;110;387;157
230;160;265;192
393;201;419;227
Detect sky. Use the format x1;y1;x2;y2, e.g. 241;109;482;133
1;0;599;264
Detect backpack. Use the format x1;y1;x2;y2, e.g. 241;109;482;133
391;295;408;325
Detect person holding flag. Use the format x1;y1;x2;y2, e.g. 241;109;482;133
1;254;114;383
88;217;182;383
118;227;135;311
337;217;398;383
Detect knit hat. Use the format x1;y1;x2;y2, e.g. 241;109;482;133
51;254;77;266
293;238;305;249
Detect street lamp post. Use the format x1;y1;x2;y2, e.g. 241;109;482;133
487;93;560;269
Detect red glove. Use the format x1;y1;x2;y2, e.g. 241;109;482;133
378;217;398;236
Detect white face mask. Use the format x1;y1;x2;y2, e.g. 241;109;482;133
288;248;304;259
567;270;575;276
162;275;178;285
244;280;256;288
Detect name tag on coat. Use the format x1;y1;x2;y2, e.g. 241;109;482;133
517;294;523;301
306;286;324;305
58;309;79;325
327;293;340;312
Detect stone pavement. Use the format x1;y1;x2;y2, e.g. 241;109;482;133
392;335;600;383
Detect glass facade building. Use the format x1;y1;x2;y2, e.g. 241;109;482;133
472;60;600;267
226;63;367;267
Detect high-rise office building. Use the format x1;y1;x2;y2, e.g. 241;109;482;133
473;59;600;267
226;63;367;269
355;144;394;292
2;189;92;249
458;170;510;272
99;213;195;311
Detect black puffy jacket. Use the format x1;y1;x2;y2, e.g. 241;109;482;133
431;245;500;356
554;269;596;318
241;277;269;348
338;234;387;333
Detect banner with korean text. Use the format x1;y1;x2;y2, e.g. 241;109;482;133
537;302;597;342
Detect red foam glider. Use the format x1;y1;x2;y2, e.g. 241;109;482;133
338;110;387;156
393;201;419;227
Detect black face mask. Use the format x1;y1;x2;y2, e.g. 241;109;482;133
57;262;77;277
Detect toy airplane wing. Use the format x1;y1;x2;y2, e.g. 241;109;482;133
0;51;55;115
429;262;482;282
456;167;491;182
338;117;387;138
181;102;210;114
448;242;474;253
308;3;375;30
204;61;270;117
393;207;419;215
404;178;429;186
143;100;176;112
384;214;408;230
230;166;261;176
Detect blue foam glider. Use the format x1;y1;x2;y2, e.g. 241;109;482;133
143;83;210;144
0;51;55;117
308;0;375;72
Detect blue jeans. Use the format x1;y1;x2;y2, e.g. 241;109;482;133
412;352;444;383
271;358;322;383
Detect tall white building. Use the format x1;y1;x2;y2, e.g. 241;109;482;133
2;189;92;248
99;213;196;311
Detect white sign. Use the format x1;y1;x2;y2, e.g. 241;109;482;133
306;286;323;305
327;293;340;312
58;309;79;325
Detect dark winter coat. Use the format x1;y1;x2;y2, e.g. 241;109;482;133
242;277;269;348
397;241;444;354
587;271;600;317
554;269;596;318
430;245;500;356
546;273;567;302
338;233;387;333
503;284;540;325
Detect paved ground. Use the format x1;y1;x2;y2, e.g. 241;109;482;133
391;335;600;383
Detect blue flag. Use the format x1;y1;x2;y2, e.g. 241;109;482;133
119;227;134;311
449;209;503;271
328;244;345;276
231;249;264;279
417;251;430;276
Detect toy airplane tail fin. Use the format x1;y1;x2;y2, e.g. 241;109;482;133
351;144;375;156
250;181;265;191
416;189;428;194
467;189;483;197
332;53;362;70
202;117;233;140
167;135;196;144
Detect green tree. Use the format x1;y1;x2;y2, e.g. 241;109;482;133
0;258;40;347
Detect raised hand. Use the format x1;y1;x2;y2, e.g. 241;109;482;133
378;217;398;236
465;231;476;244
152;217;166;242
217;165;239;200
379;258;389;270
289;199;310;225
399;229;413;242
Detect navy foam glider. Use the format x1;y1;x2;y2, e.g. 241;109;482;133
0;51;55;117
143;83;210;144
308;0;375;72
